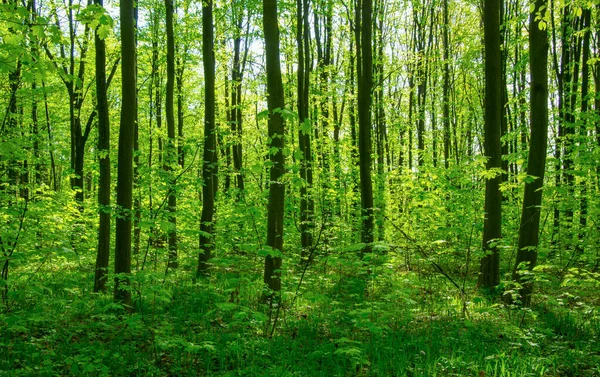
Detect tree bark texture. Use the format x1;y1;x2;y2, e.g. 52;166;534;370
512;0;549;306
114;0;136;308
262;0;286;293
480;0;503;289
198;0;217;275
94;0;111;293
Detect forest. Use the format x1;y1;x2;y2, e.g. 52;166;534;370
1;0;600;374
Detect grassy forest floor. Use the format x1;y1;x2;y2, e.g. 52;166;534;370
1;250;599;377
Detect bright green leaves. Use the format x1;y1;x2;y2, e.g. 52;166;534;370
78;4;114;39
299;118;312;136
530;3;549;30
257;107;298;122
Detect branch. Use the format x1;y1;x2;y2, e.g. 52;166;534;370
82;57;120;145
385;215;465;296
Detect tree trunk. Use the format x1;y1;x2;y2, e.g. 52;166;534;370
198;0;217;275
511;0;549;306
442;0;451;169
356;0;374;252
480;0;502;289
578;8;591;246
262;0;286;293
165;0;178;269
114;0;136;309
230;13;249;195
297;0;314;260
94;0;111;293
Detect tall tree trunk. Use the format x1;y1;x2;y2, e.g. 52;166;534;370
297;0;314;260
577;8;591;247
480;0;503;289
511;0;549;306
114;0;136;309
356;0;374;253
262;0;286;293
177;57;185;169
374;0;386;241
230;12;249;195
94;0;111;293
442;0;451;169
165;0;178;269
198;0;217;275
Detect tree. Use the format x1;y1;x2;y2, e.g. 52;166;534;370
511;0;549;306
228;1;251;195
198;0;217;275
43;0;93;205
296;0;314;260
165;0;178;269
114;0;136;308
479;0;503;289
262;0;286;293
356;0;374;253
93;0;111;293
442;0;451;169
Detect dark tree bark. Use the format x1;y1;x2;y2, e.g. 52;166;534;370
176;58;185;169
197;0;217;275
442;0;451;168
114;0;136;308
297;0;314;260
165;0;178;269
578;8;591;244
512;0;549;306
93;0;111;293
262;0;286;293
356;0;374;252
480;0;503;289
230;8;250;195
374;0;386;241
41;82;58;191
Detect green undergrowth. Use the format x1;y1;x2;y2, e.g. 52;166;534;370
1;254;599;376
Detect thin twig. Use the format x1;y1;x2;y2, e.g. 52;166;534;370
385;215;465;296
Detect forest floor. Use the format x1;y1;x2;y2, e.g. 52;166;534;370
1;252;599;376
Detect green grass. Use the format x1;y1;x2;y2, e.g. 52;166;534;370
1;253;599;376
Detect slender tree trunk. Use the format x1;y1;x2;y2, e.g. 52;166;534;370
42;82;58;191
374;0;386;240
511;0;549;306
198;0;217;275
230;14;249;195
577;8;591;247
94;0;111;293
177;57;185;169
114;0;136;309
297;0;314;260
356;0;374;253
262;0;286;293
480;0;503;289
165;0;178;269
442;0;451;169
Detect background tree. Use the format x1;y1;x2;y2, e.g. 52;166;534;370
198;0;217;275
480;0;503;289
511;0;549;306
296;0;314;260
356;0;374;252
114;0;136;308
262;0;286;293
165;0;178;269
93;0;110;293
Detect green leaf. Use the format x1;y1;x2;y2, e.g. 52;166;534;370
257;109;269;120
